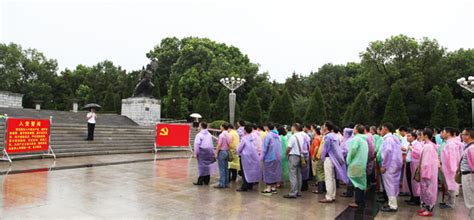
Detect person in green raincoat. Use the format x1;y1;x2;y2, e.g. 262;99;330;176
347;125;369;208
278;126;290;185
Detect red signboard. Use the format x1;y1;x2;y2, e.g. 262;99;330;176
5;118;51;153
155;123;190;147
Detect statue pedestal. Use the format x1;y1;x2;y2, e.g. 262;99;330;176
121;97;161;126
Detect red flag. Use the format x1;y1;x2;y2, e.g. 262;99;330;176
155;123;190;147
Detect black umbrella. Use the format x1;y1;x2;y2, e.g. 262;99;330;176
83;103;102;110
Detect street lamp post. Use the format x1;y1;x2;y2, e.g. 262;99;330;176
220;77;246;125
457;76;474;127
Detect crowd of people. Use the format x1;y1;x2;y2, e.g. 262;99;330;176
192;120;474;218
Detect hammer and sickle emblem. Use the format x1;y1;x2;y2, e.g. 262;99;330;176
159;127;169;136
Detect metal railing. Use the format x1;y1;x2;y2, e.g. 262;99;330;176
157;118;188;124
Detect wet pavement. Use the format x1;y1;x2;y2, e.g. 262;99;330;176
0;152;190;175
0;157;470;219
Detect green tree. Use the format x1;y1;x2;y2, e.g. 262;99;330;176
351;90;372;125
147;37;260;115
280;89;295;124
165;79;183;119
103;90;116;112
75;84;95;104
305;86;326;124
195;87;211;120
327;96;341;126
342;104;353;126
241;89;262;123
293;93;309;123
382;85;409;127
213;88;228;121
268;91;295;125
431;85;459;128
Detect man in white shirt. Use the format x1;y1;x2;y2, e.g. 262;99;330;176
86;108;97;141
283;123;306;199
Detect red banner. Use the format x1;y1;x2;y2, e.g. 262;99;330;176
5;118;51;153
155;123;190;147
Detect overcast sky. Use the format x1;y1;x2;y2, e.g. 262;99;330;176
1;0;473;82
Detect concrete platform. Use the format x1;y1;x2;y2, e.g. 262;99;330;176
0;156;470;219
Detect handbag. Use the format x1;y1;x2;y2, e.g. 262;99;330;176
455;162;462;184
414;166;421;182
414;146;424;182
455;143;474;184
295;136;307;168
210;154;217;163
226;134;234;162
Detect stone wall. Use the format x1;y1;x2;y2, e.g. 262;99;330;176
0;91;23;108
121;97;161;126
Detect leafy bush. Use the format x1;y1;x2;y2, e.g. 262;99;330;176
209;120;228;129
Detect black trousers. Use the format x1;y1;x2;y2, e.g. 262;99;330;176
87;123;95;140
196;175;210;185
302;180;309;191
355;187;365;206
229;169;237;181
406;162;413;198
367;169;376;187
239;157;252;190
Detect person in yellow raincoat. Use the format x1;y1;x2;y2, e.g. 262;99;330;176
313;132;326;194
228;124;241;181
346;125;369;208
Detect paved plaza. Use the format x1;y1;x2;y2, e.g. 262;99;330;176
0;156;470;219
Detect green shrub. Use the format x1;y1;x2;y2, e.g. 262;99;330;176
209;120;228;129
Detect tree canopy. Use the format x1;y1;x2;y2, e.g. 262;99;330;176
1;34;472;128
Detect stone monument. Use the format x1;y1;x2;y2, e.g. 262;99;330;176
121;62;161;126
0;91;23;108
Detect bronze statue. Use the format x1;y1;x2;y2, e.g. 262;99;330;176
133;61;158;97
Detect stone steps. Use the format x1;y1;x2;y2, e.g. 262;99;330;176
53;145;152;153
0;107;138;126
55;149;153;157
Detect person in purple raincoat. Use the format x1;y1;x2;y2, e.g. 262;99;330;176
236;125;262;192
341;127;354;158
237;120;246;138
340;126;355;198
379;122;403;212
364;126;376;188
261;123;282;194
319;121;350;203
193;122;216;186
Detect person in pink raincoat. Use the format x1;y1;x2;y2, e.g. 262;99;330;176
440;127;463;209
405;131;423;206
417;128;439;217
